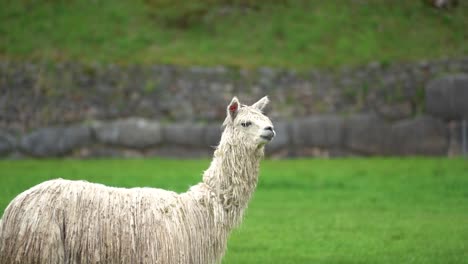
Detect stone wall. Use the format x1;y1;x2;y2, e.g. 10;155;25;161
0;58;467;158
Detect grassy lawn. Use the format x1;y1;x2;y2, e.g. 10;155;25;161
0;0;467;68
0;158;467;263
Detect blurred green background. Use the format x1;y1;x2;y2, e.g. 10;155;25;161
1;0;466;68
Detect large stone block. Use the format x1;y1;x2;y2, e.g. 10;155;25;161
345;114;449;156
426;74;468;120
374;101;413;120
0;130;16;156
203;123;223;147
292;115;344;148
447;120;468;156
388;116;448;155
20;125;92;157
162;122;206;147
266;121;291;152
344;114;390;155
94;118;162;148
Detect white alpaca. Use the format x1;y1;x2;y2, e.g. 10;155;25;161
0;96;275;264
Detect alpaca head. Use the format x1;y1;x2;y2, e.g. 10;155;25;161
222;96;275;150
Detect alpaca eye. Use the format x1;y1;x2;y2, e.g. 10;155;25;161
241;121;252;127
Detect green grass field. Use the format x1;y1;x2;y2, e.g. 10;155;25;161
1;158;467;263
1;0;467;68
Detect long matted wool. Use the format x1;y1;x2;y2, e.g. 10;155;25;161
0;96;275;264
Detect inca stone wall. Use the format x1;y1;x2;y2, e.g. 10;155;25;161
0;58;467;158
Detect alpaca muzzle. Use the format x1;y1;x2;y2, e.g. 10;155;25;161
260;126;275;141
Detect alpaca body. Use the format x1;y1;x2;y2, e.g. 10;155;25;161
0;96;274;264
0;179;226;264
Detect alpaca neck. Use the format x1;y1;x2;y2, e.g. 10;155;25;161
201;134;264;228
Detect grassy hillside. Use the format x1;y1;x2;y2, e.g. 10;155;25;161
0;0;467;69
1;158;467;263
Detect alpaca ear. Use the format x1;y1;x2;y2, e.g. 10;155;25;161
227;97;240;120
252;96;269;111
